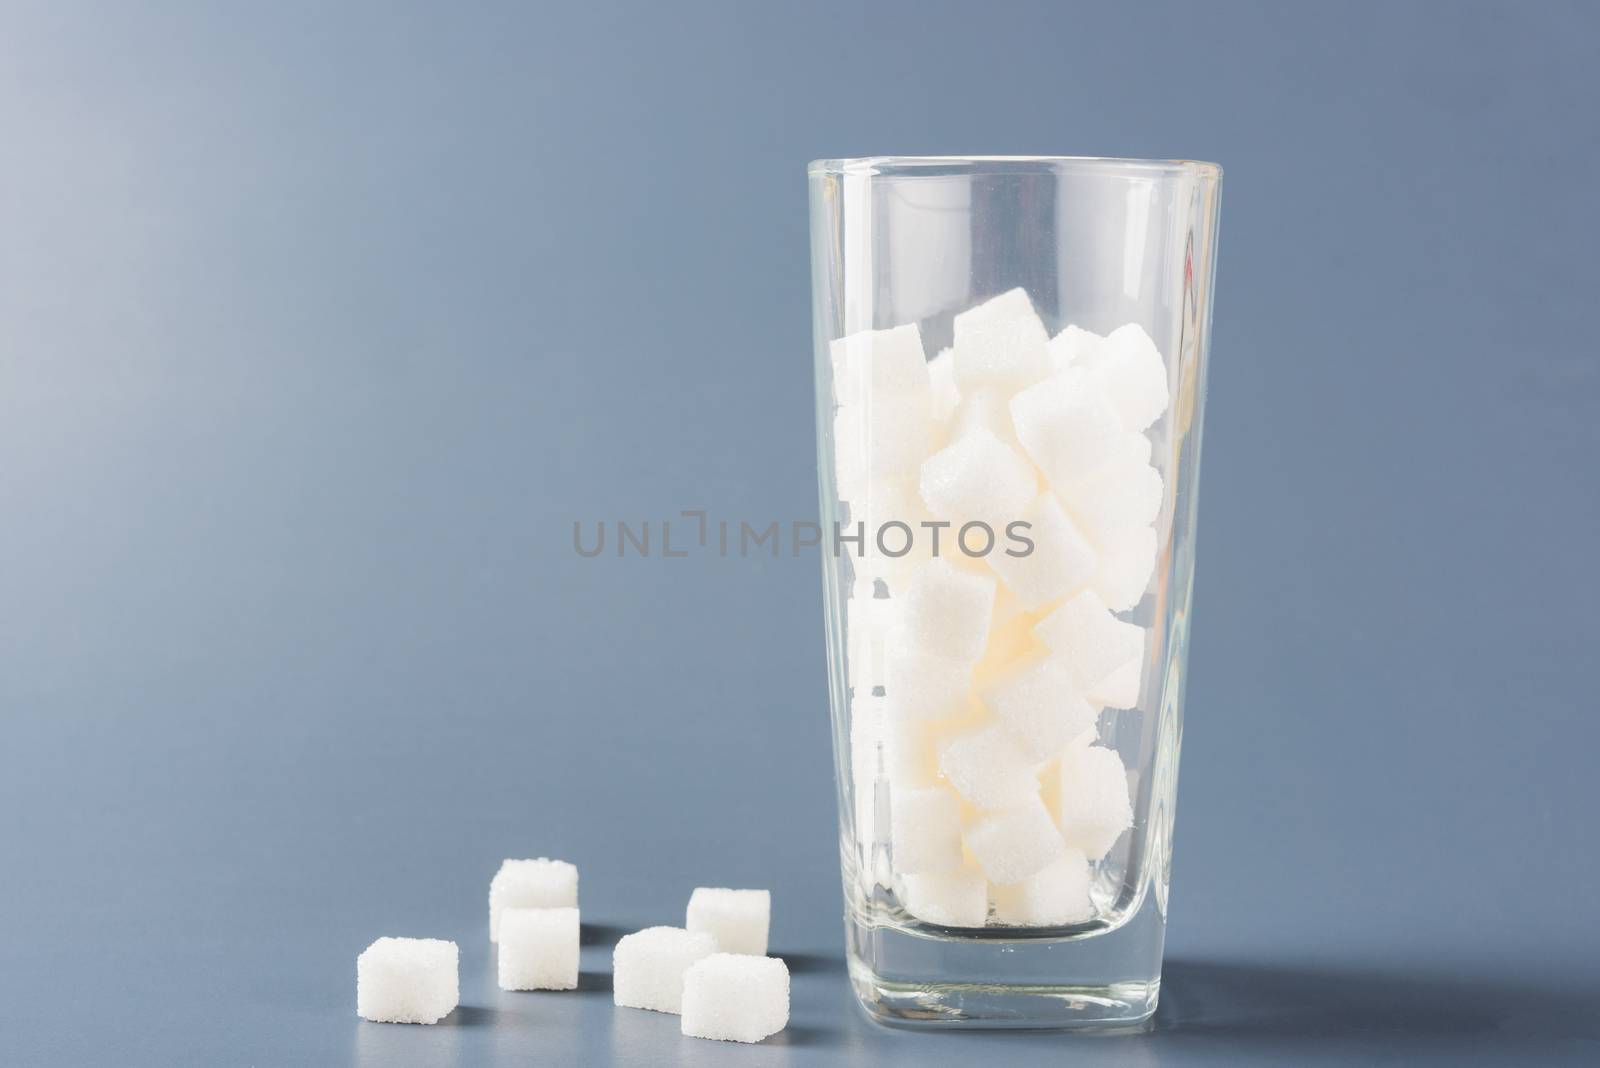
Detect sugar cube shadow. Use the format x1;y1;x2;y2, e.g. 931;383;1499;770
777;951;841;975
580;922;630;946
577;969;612;993
440;1004;514;1027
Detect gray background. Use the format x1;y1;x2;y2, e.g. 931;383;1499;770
2;1;1596;1064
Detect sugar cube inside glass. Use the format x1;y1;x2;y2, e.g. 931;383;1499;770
897;867;989;928
1057;745;1134;860
979;656;1099;762
889;785;964;875
951;287;1051;394
986;491;1098;610
891;557;997;664
990;849;1094;926
965;797;1066;885
937;724;1040;810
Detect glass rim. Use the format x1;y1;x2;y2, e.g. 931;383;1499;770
807;155;1222;180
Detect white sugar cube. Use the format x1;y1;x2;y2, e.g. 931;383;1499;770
951;386;1024;453
889;786;964;874
965;797;1066;885
937;724;1040;810
919;428;1038;533
497;907;579;991
990;850;1093;926
990;581;1026;629
890;558;996;664
1010;369;1126;488
1058;745;1134;860
1092;324;1169;432
1088;660;1143;710
898;867;989;927
850;694;886;838
1065;460;1163;542
851;479;937;591
686;888;771;956
1047;325;1108;373
829;323;930;409
834;391;933;497
883;718;940;788
681;954;790;1044
1091;525;1158;612
357;937;459;1024
1034;591;1145;694
846;590;893;692
986;492;1097;609
883;641;971;722
928;347;962;425
489;858;578;942
971;610;1047;689
951;288;1051;393
979;657;1099;762
613;926;719;1014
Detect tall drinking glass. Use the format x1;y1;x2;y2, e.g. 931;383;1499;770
809;156;1222;1029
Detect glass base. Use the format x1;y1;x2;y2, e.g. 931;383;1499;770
844;879;1167;1030
850;962;1159;1031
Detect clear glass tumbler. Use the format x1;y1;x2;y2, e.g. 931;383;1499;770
809;156;1222;1029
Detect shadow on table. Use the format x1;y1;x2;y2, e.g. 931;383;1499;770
1152;958;1600;1063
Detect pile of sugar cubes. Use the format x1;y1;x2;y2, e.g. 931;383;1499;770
834;289;1164;928
356;858;789;1044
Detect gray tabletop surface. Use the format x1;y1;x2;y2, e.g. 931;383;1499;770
3;1;1597;1064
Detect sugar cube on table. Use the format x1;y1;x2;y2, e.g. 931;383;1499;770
965;797;1066;885
356;937;459;1024
1090;525;1158;612
889;786;964;874
613;926;719;1014
681;953;790;1044
951;288;1052;394
1058;745;1134;860
890;558;997;664
1087;323;1169;432
897;867;989;928
489;858;578;942
919;427;1038;533
497;907;579;991
1064;459;1164;542
1047;325;1108;373
937;724;1041;810
1010;368;1127;487
829;323;930;410
883;640;972;723
1034;591;1145;695
979;656;1099;762
986;491;1098;610
1088;659;1143;710
686;888;772;957
990;850;1093;926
